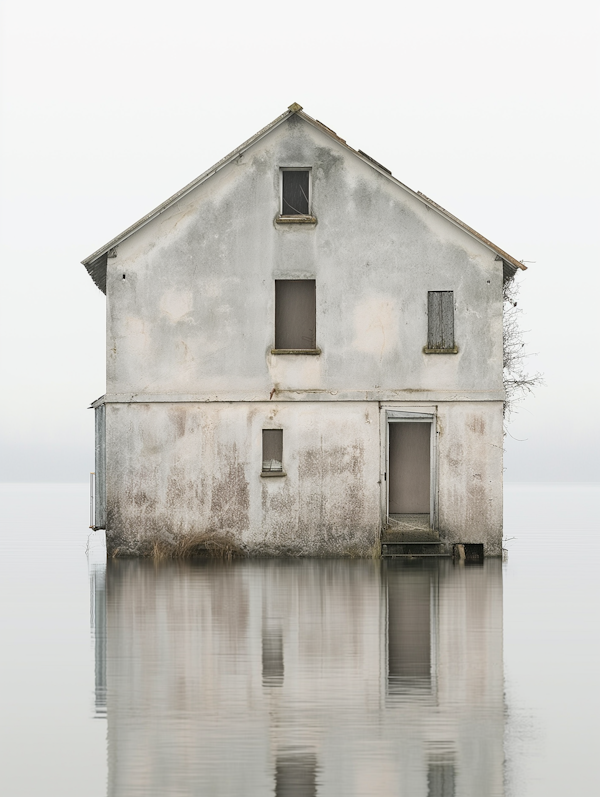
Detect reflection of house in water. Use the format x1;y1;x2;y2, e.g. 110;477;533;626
387;563;437;695
103;559;503;796
89;561;106;718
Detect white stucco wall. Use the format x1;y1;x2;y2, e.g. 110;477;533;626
106;401;382;556
105;115;503;401
436;402;504;554
104;398;503;556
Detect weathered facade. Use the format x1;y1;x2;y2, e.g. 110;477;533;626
83;103;525;557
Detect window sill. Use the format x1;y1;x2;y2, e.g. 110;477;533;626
271;348;321;355
423;347;459;354
260;471;287;478
275;215;317;224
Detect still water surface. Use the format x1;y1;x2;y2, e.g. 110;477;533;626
0;483;598;796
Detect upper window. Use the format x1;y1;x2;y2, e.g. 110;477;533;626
273;279;319;353
281;169;310;216
426;291;457;353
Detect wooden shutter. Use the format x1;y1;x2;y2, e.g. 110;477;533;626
428;291;454;350
275;280;316;350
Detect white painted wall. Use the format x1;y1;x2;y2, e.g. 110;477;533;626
106;116;503;400
106;401;381;556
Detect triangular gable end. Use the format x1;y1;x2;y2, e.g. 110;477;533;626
82;103;526;294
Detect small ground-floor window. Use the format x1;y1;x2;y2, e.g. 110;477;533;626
262;429;283;473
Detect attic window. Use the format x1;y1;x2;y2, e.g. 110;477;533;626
277;169;315;223
425;291;458;354
282;169;309;214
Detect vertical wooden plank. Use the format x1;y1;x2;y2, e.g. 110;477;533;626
428;291;442;348
441;291;454;349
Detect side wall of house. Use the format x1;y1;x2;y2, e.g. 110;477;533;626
94;403;106;529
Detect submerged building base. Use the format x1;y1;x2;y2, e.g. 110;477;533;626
95;399;504;559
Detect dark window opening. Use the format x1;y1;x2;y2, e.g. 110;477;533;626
275;753;317;797
428;760;456;797
427;291;455;350
262;429;283;473
275;280;316;350
282;170;310;216
262;627;284;687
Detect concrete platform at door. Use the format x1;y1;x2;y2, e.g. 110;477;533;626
384;514;437;541
382;516;449;557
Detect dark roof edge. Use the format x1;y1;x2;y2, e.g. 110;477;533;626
414;191;526;273
85;252;108;294
502;259;519;283
89;395;106;409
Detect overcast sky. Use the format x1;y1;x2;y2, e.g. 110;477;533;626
0;0;598;482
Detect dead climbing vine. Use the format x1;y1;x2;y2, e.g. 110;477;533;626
503;277;542;424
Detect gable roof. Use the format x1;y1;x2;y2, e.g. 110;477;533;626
82;103;526;293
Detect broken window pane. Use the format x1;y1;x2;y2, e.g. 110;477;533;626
282;170;310;215
262;429;283;472
428;291;454;349
275;280;316;350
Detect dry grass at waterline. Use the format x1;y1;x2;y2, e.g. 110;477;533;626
149;531;247;561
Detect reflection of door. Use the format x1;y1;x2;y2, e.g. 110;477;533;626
388;567;431;683
389;422;430;514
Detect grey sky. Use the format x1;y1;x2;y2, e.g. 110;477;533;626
0;0;598;481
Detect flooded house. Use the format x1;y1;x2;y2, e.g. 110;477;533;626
83;103;525;557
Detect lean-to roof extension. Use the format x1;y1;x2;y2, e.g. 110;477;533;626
82;103;526;294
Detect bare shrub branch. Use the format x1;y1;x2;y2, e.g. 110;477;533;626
503;277;542;422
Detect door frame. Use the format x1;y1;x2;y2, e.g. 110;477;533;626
380;407;437;529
